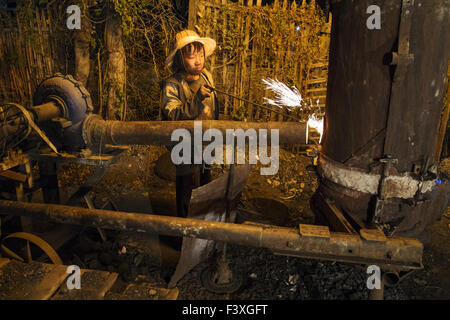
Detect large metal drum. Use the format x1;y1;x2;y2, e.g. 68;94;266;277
313;0;450;239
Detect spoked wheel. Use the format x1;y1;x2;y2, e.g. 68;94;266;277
1;232;62;264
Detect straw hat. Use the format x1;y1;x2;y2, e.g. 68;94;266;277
165;30;216;68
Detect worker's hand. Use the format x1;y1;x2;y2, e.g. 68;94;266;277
201;105;213;118
196;85;212;101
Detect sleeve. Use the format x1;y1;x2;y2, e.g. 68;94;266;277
161;81;202;121
161;82;183;121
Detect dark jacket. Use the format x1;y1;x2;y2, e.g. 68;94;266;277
160;69;219;175
160;68;219;121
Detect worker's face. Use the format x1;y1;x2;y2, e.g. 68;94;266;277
181;43;205;75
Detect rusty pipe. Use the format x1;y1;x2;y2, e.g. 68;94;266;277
0;200;423;270
83;115;307;147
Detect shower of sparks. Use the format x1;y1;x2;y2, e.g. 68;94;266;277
306;113;324;144
262;78;304;110
262;77;324;144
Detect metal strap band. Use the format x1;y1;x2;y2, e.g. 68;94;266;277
318;155;436;199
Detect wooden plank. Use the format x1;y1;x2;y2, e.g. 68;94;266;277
299;224;330;238
0;260;68;300
0;170;27;183
307;78;328;84
0;258;10;269
52;270;118;300
322;197;358;234
360;229;387;242
306;87;327;93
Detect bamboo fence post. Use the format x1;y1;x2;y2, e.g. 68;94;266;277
209;0;219;74
232;0;244;117
252;0;262;120
436;64;450;161
188;0;199;30
247;0;257;121
271;0;282;121
221;0;229;117
241;0;252;120
98;50;103;116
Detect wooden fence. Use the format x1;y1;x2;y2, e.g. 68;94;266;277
189;0;331;122
0;8;63;108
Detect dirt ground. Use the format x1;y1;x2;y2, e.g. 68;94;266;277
53;145;450;300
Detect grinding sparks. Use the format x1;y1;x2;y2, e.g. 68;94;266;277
306;114;324;144
262;78;304;109
263;78;324;144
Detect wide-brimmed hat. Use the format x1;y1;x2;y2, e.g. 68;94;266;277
165;30;216;68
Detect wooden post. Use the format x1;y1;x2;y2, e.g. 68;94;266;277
188;0;199;30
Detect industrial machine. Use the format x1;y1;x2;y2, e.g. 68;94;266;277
1;0;449;300
0;72;426;300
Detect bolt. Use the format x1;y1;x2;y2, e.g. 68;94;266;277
286;241;295;248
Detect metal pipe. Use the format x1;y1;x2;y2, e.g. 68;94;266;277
84;116;307;147
0;200;423;270
30;101;61;123
383;271;400;287
368;275;385;300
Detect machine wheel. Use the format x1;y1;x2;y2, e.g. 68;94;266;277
1;232;62;264
200;262;245;294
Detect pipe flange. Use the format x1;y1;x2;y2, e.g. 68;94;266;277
81;114;103;148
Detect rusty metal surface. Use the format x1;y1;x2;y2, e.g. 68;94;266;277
169;164;250;288
0;199;423;271
324;0;450;172
84;116;307;147
315;0;450;238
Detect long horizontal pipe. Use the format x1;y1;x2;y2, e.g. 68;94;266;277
0;200;422;269
85;117;308;146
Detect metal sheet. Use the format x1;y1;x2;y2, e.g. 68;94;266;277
168;164;250;288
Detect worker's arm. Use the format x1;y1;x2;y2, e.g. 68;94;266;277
161;82;212;121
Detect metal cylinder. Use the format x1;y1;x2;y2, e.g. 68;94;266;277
30;101;61;123
83;116;307;147
383;271;400;287
313;0;450;238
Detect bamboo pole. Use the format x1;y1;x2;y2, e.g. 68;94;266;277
231;0;244;117
98;50;103;117
436;65;450;161
240;0;252;120
221;0;229;116
247;0;257;121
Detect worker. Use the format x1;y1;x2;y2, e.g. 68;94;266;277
161;29;220;219
159;30;220;282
